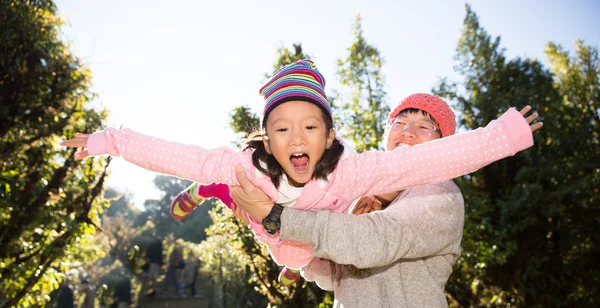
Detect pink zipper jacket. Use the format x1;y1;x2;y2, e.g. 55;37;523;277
87;107;533;269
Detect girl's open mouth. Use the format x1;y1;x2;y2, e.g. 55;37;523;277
290;153;309;173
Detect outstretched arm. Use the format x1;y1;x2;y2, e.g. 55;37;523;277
333;106;542;201
60;128;251;186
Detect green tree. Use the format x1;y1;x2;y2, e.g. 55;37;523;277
228;105;260;147
542;39;599;305
228;43;307;147
102;188;141;220
269;43;310;77
0;1;110;306
334;15;389;152
199;206;270;307
91;213;152;306
434;5;599;307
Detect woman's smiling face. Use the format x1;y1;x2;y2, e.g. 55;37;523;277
385;110;441;150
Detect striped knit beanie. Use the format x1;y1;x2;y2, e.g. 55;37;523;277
260;59;332;124
388;93;456;137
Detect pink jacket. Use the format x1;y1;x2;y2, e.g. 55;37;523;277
87;108;533;269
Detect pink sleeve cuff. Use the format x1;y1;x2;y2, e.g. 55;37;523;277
87;130;114;156
498;107;534;154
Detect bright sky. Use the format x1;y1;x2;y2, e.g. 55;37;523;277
54;0;600;209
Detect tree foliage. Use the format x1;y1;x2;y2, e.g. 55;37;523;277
102;188;141;221
228;43;307;147
268;43;310;78
434;5;599;307
0;1;110;306
334;15;389;152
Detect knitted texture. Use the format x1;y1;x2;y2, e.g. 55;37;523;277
260;59;331;121
388;93;456;137
170;182;233;221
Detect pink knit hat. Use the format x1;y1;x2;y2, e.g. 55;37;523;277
388;93;456;137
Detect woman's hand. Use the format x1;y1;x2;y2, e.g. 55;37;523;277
229;165;274;221
520;105;543;132
60;133;91;159
230;204;251;225
351;196;383;215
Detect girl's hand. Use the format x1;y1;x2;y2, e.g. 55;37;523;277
60;133;90;159
519;105;543;132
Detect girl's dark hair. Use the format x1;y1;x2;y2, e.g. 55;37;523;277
244;107;344;188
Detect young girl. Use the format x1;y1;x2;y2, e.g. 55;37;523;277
61;59;541;271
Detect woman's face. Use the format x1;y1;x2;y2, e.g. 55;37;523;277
263;100;335;187
385;111;441;150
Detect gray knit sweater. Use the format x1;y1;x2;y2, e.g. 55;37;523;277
279;180;464;308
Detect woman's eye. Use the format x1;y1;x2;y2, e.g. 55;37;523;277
276;128;288;132
306;126;317;130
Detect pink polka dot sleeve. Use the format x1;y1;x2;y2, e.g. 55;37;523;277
86;128;250;186
332;107;533;200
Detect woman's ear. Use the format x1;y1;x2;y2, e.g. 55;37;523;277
326;128;335;149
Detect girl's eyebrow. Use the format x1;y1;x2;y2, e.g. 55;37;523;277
270;118;290;126
272;116;322;124
305;116;323;122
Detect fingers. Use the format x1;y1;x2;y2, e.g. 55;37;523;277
60;138;82;147
75;150;89;159
229;186;242;200
234;165;253;192
63;133;89;147
519;105;532;116
518;106;543;132
351;199;370;215
351;197;383;215
232;205;250;225
530;121;544;132
372;200;383;212
351;204;367;215
353;207;367;215
60;135;88;148
525;111;539;124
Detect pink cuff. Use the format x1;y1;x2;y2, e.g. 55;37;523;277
497;107;534;154
87;128;120;157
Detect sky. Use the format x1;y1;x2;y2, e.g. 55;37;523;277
53;0;600;209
